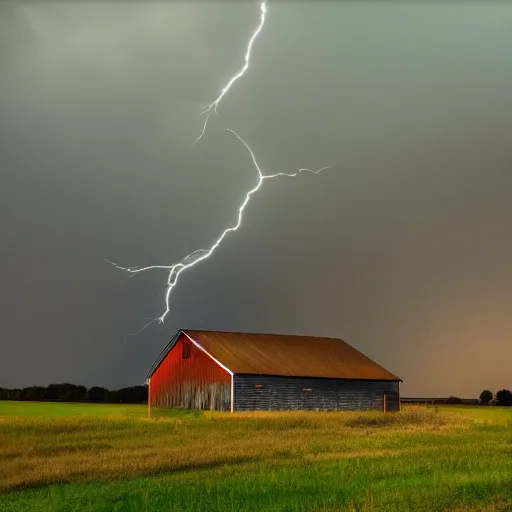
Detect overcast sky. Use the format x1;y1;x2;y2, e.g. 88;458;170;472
1;1;511;397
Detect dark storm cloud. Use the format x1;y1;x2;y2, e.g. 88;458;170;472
1;2;511;396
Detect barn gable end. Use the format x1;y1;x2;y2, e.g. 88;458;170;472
149;332;232;411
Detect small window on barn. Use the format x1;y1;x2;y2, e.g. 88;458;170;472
303;388;312;392
182;343;191;360
255;384;264;389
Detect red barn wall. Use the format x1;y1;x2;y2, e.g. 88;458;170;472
149;334;232;411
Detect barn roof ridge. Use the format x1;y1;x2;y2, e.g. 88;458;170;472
183;328;344;339
146;329;401;383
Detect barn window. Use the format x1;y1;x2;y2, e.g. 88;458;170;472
255;384;264;389
303;388;312;392
182;343;191;360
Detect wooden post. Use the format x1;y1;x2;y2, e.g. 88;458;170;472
230;375;234;414
383;394;387;413
148;379;151;419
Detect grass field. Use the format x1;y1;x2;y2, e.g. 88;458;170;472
1;402;512;512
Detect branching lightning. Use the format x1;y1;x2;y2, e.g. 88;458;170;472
109;129;329;324
110;0;330;330
193;1;267;146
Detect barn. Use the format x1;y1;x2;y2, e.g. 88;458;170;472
146;330;401;412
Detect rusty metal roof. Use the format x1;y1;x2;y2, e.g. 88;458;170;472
147;330;401;381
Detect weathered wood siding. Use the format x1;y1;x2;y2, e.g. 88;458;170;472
150;335;231;411
233;375;400;411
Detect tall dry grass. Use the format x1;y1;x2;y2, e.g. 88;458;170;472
0;405;475;492
1;404;512;511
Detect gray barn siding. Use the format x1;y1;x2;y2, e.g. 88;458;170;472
233;375;399;412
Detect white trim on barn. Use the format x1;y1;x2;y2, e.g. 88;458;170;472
230;375;234;413
183;332;234;376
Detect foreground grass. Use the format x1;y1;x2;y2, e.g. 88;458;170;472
1;402;511;511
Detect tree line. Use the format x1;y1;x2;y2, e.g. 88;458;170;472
403;390;512;406
0;383;148;403
1;384;510;406
478;389;512;406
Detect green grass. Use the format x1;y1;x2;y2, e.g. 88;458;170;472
1;402;512;512
0;401;145;418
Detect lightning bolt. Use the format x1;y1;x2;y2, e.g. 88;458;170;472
193;1;267;146
110;1;330;329
109;129;329;324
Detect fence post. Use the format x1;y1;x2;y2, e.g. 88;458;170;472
148;379;151;419
383;394;387;413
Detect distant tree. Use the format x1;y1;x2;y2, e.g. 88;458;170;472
495;389;512;407
18;386;46;401
88;386;108;402
105;389;119;402
446;396;463;404
0;388;11;400
11;389;22;400
115;385;148;403
43;383;87;402
73;385;88;401
42;384;58;400
105;386;148;403
479;390;493;406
